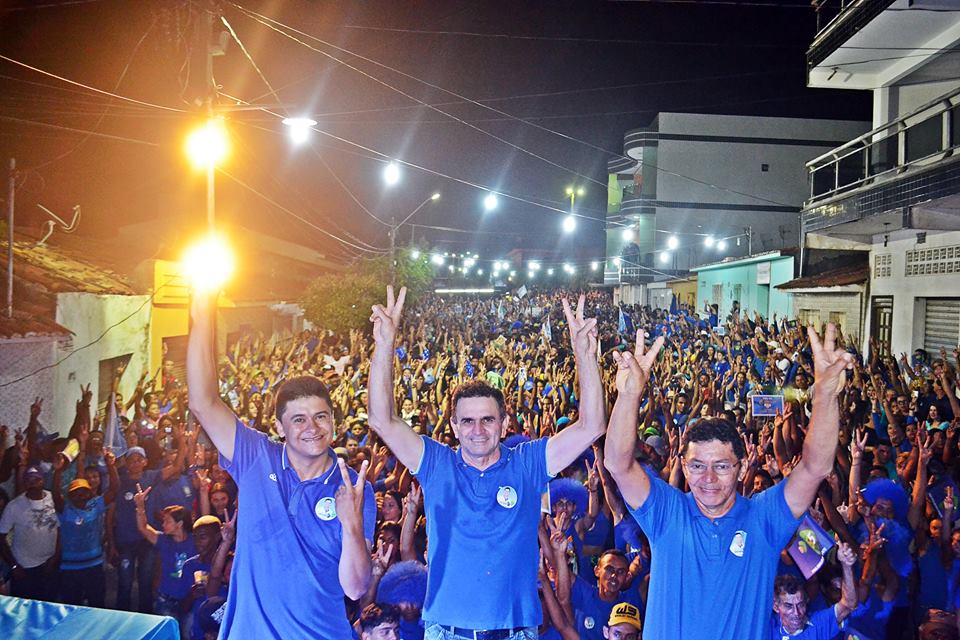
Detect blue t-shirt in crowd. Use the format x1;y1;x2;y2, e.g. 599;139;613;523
846;591;894;640
155;533;197;599
114;468;161;545
149;473;195;527
60;495;106;570
570;575;644;640
630;471;801;640
217;419;376;640
414;435;552;629
767;605;841;640
183;554;219;639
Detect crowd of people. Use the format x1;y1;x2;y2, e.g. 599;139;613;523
0;286;958;640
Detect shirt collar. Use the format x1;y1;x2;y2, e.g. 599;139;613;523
456;444;509;472
281;444;340;484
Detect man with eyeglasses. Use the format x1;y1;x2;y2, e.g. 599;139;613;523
604;325;853;640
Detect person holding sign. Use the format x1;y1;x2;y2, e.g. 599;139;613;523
604;324;853;640
368;286;606;640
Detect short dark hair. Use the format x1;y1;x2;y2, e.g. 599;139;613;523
358;603;400;634
161;505;191;530
274;376;332;421
597;548;628;564
774;574;806;599
451;380;506;420
680;418;746;460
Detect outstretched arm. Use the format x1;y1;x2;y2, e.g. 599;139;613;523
784;324;854;518
369;286;425;471
133;484;159;545
187;291;237;461
835;542;859;623
604;331;665;510
546;296;606;475
335;459;372;600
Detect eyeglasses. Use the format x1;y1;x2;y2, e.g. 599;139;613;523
683;460;740;476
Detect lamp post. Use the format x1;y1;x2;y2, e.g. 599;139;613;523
391;193;440;283
185;118;229;229
564;186;584;233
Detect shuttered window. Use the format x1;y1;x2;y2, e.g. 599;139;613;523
923;298;960;354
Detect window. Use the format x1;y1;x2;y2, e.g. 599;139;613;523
712;284;723;306
761;163;769;172
797;309;820;326
828;311;846;331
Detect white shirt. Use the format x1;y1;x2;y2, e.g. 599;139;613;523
0;491;59;568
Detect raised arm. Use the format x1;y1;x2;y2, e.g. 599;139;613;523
546;296;606;475
206;507;235;598
187;290;237;461
335;459;372;600
368;286;424;471
603;331;665;510
835;542;859;623
133;484;159;545
103;451;119;505
784;324;854;518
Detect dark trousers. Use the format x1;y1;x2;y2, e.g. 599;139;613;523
11;564;58;602
60;565;106;608
116;540;154;612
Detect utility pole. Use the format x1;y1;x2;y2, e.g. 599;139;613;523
6;158;14;319
389;216;397;286
745;225;753;256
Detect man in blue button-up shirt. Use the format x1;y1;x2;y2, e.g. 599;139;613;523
604;324;853;640
369;286;607;640
187;289;374;639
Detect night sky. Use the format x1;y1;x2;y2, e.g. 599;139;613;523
0;0;870;266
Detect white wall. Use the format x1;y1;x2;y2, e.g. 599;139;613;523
652;113;869;270
0;339;58;445
790;290;864;345
865;229;960;356
52;293;152;436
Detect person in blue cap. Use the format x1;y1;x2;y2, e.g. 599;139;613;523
187;288;375;639
369;286;606;640
604;324;853;640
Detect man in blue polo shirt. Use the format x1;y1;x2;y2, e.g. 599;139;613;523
187;289;375;639
369;286;606;640
604;324;853;640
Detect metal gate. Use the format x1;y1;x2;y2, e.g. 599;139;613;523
923;298;960;354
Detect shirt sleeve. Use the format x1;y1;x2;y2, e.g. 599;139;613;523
751;481;803;549
0;500;16;535
412;435;448;485
518;437;551;485
218;417;269;480
362;480;377;544
628;470;685;542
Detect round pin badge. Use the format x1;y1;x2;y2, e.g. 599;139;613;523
584;616;595;630
496;485;518;509
315;496;337;521
124;492;134;501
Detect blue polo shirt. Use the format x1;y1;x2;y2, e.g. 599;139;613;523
217;420;376;640
114;468;161;546
570;575;644;640
767;605;841;640
631;471;800;640
414;435;552;629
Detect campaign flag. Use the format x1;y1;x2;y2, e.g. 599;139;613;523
542;314;552;343
517;285;528;299
618;307;627;334
104;392;128;457
497;299;505;320
669;294;678;315
787;514;835;579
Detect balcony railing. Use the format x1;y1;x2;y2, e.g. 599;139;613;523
806;85;960;205
809;0;895;69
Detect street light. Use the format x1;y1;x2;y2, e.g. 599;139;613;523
282;117;317;145
590;261;599;271
563;185;584;234
410;249;420;259
659;251;670;264
383;162;401;186
182;234;234;292
667;235;679;250
562;215;576;234
547;268;555;276
185;118;229;227
431;254;444;265
528;271;535;279
717;240;728;252
704;235;715;248
622;228;635;242
483;193;498;211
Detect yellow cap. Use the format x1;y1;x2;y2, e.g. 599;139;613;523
68;478;92;494
607;602;642;630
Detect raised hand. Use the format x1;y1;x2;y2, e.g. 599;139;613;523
80;383;93;406
335;458;369;533
586;458;600;492
371;542;394;577
403;484;422;518
30;397;42;420
808;323;855;396
836;541;856;567
370;286;407;346
945;486;955;514
221;507;237;546
561;295;598;361
133;482;152;510
611;329;665;398
850;429;868;464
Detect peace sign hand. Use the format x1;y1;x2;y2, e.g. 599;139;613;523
220;507;238;546
611;329;665;399
133;483;151;510
370;286;406;346
808;323;855;396
561;295;598;362
335;458;369;535
371;542;394;577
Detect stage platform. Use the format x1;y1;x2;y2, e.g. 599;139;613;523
0;595;179;640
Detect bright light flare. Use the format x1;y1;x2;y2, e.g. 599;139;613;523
484;193;499;211
185;119;229;169
431;254;444;265
282;117;317;145
182;235;234;291
717;240;728;252
590;261;599;271
704;235;715;248
622;228;635;241
383;162;401;186
431;192;441;201
410;249;421;259
659;251;671;264
562;215;576;233
667;235;679;250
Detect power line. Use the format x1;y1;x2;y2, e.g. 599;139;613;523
0;54;185;113
230;3;609;190
0;115;158;147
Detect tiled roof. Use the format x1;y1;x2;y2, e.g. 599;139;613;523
0;310;72;340
4;241;138;295
777;263;869;290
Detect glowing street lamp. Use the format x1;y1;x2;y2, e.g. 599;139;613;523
383;161;401;186
717;240;728;252
590;261;598;271
282;117;317;145
431;254;445;265
182;234;234;292
185;117;229;228
483;192;499;211
667;235;679;250
704;235;715;248
622;228;635;241
410;249;420;259
562;215;576;234
659;251;671;264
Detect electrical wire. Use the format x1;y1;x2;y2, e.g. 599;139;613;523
221;15;287;116
0;54;184;113
0;115;159;146
0;277;175;389
27;18;157;171
230;3;799;211
230;3;609;190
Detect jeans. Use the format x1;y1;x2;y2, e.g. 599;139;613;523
116;540;154;612
424;624;537;640
11;564;58;602
60;565;105;608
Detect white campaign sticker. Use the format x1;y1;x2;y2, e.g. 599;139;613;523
497;486;518;509
729;530;747;557
315;497;337;521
